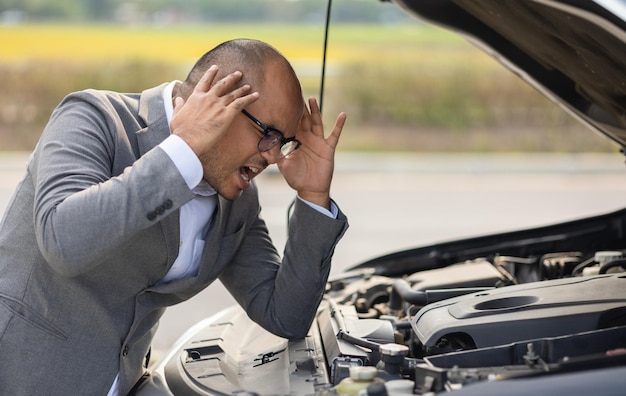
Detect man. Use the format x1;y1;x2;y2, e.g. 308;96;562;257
0;39;348;395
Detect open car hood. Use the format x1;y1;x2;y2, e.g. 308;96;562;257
391;0;626;151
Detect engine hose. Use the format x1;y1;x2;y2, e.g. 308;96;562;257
389;279;427;310
390;279;494;309
599;259;626;274
336;330;382;352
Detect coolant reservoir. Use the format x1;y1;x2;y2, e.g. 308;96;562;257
595;251;622;265
336;366;384;396
385;379;415;395
583;251;623;276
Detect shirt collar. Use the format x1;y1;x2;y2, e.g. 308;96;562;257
162;80;178;125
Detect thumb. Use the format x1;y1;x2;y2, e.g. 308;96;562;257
173;96;185;112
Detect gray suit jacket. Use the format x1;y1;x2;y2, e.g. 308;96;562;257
0;84;348;395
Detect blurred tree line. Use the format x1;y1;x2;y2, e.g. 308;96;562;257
0;1;616;152
0;0;409;23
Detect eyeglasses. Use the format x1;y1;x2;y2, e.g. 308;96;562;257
241;109;301;158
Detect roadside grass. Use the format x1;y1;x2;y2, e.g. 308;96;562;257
0;23;616;152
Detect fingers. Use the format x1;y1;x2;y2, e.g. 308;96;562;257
194;64;220;93
307;98;324;136
173;96;185;111
300;97;346;148
299;101;312;132
193;65;259;110
328;112;347;148
229;84;259;110
308;97;321;116
169;65;259;158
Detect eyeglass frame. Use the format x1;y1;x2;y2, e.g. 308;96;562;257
241;109;301;158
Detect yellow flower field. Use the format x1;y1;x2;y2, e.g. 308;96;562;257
0;23;478;65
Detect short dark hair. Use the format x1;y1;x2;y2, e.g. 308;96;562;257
178;39;282;99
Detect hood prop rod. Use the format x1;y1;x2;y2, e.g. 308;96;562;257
319;0;332;113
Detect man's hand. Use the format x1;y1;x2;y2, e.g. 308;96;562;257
169;65;260;158
278;97;346;210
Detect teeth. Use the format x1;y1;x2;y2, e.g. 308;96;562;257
240;166;261;183
240;168;250;182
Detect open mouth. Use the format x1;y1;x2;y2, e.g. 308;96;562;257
239;166;261;183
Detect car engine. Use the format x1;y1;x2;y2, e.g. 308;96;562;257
321;254;626;395
135;245;626;395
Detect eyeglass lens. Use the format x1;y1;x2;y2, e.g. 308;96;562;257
258;130;298;158
279;141;298;158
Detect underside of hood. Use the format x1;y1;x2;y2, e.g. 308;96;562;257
391;0;626;151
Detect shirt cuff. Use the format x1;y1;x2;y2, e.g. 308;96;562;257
297;196;338;219
159;135;203;190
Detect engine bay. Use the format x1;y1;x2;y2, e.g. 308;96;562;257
136;243;626;395
321;253;626;395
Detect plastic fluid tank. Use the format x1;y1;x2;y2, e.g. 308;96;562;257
336;366;384;396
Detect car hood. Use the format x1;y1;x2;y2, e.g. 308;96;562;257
390;0;626;150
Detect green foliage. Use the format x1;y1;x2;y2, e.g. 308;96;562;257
320;54;616;152
0;23;617;153
0;0;410;23
337;61;572;129
0;60;180;149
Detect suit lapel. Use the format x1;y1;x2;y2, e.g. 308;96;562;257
136;83;171;157
196;195;231;278
146;196;231;296
135;83;181;273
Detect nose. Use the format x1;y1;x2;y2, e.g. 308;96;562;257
259;147;280;164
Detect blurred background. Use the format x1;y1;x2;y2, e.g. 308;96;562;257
0;0;617;152
1;0;625;357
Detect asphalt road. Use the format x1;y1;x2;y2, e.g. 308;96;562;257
2;151;626;356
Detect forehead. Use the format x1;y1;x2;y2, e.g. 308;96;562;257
253;61;303;136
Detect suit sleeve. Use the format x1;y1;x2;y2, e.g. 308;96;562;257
30;92;194;276
219;197;348;339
